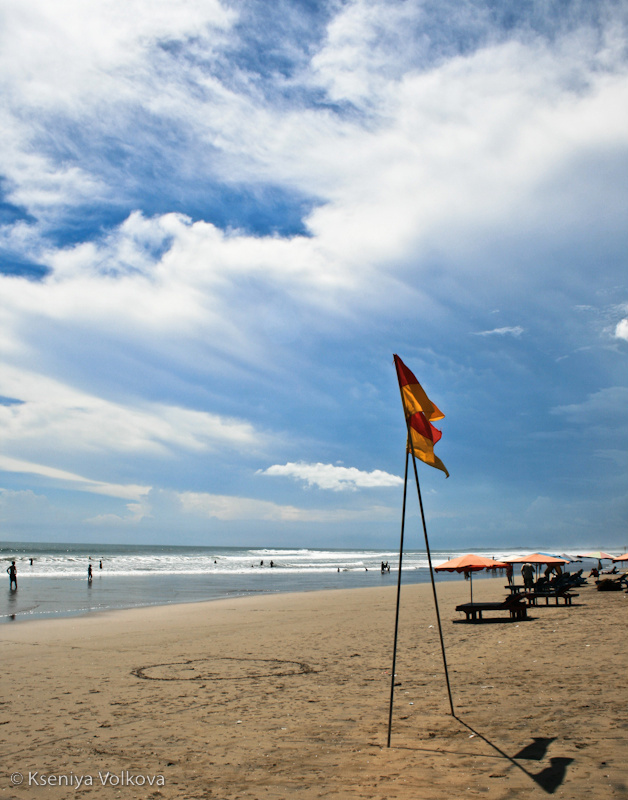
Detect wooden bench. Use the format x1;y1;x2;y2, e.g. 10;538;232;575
524;591;578;606
504;584;528;595
455;598;528;622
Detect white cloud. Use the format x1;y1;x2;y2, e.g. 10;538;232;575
0;0;235;214
552;386;628;424
177;490;396;522
473;326;524;337
0;364;266;460
259;461;403;491
615;318;628;341
86;500;151;525
0;455;151;501
0;3;626;365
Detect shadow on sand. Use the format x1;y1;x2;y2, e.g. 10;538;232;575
455;718;573;794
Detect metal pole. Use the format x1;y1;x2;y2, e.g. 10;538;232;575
409;444;455;717
387;451;410;748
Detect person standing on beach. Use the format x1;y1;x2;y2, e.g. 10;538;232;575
521;562;535;590
7;561;17;589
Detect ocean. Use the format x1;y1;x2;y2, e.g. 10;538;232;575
0;541;537;624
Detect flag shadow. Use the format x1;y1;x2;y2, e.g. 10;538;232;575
454;716;573;794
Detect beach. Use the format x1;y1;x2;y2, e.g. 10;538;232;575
1;577;626;800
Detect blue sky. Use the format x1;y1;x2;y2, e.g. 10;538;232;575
1;0;627;551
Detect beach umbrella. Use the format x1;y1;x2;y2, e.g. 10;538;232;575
577;551;616;571
434;554;508;604
558;554;581;564
576;551;615;560
503;553;569;582
504;553;569;565
612;553;628;563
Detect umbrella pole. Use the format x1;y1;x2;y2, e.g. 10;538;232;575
409;446;455;717
387;450;410;748
470;571;473;605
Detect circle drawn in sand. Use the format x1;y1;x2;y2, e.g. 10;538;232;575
132;656;315;682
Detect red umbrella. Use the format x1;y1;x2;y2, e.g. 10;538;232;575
435;554;509;603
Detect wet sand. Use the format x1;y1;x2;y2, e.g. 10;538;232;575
1;576;626;799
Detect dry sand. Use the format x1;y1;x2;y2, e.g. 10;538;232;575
1;576;626;800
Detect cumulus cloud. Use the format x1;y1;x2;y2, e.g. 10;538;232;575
259;462;403;491
615;318;628;341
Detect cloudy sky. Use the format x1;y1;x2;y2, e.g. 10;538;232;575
1;0;627;551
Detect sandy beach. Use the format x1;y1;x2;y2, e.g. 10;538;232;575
1;576;626;800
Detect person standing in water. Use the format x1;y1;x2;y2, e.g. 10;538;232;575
88;564;93;582
7;561;17;589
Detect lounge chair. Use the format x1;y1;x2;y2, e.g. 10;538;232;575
455;595;528;622
595;573;628;591
523;589;578;606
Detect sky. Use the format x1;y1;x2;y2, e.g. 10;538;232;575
1;0;627;551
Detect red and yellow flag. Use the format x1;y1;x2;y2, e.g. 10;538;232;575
393;354;444;421
394;355;449;478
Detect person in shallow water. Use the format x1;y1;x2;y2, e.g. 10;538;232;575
7;561;17;589
88;564;93;582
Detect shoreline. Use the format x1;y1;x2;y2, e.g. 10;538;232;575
1;578;626;799
0;565;473;625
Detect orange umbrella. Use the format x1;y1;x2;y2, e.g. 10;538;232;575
503;553;569;584
435;554;509;603
612;553;628;563
504;553;569;565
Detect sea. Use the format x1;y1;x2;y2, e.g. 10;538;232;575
0;541;577;624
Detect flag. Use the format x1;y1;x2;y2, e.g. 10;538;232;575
393;354;444;421
407;411;449;477
394;354;449;477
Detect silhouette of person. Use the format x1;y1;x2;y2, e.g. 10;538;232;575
99;560;103;569
88;564;93;582
7;561;17;589
521;562;535;590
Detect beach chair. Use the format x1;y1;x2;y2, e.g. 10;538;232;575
595;574;627;592
523;590;578;606
455;595;528;622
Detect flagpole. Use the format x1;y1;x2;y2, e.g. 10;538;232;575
408;439;455;717
387;450;410;748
